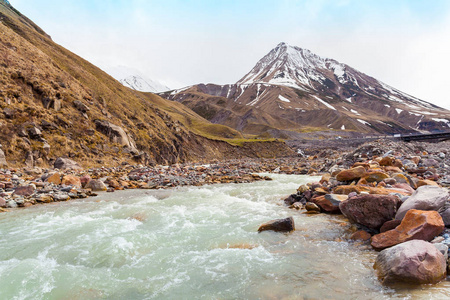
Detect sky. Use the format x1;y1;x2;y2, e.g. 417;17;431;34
10;0;450;109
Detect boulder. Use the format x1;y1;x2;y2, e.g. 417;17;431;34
54;157;82;170
305;202;320;212
310;195;341;213
363;171;389;183
53;193;70;201
61;175;82;188
94;120;137;152
258;217;295;233
84;179;107;191
339;194;401;230
373;240;446;285
380;219;401;233
395;186;449;220
371;209;445;250
0;197;6;208
13;185;36;197
80;174;91;187
336;166;366;182
45;172;61;185
416;179;439;187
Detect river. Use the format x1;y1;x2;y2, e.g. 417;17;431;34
1;174;449;299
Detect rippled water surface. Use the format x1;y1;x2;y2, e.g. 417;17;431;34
1;174;450;299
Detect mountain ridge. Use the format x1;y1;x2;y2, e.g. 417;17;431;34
162;42;450;137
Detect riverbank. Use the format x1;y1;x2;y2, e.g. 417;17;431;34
1;139;449;212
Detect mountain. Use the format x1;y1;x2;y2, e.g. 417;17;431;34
106;66;170;93
162;42;450;137
0;3;291;167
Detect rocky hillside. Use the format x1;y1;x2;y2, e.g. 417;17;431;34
163;43;450;137
0;3;293;168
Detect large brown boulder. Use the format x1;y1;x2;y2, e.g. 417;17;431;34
339;194;401;230
374;240;446;285
310;194;343;213
395;186;449;220
13;185;36;197
45;172;61;185
84;179;107;191
61;175;82;188
371;209;445;250
336;166;366;182
54;157;82;170
258;217;295;233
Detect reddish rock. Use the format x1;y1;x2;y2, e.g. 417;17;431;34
379;157;395;166
336;166;366;182
45;172;61;185
416;179;439;187
61;175;82;188
392;183;414;194
334;185;409;196
384;166;402;173
339;194;401;230
371;209;445;250
374;240;446;285
258;217;295;233
310;195;341;213
80;174;91;187
305;202;320;212
379;219;401;233
0;197;6;208
350;230;372;241
363;171;389;183
13;185;35;197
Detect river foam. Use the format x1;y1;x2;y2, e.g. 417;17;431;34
1;174;450;299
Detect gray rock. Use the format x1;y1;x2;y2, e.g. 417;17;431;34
54;157;82;170
434;243;449;258
6;200;17;208
73;100;90;113
258;217;295;233
53;192;70;201
395;186;450;220
94;120;137;152
84;179;107;191
439;205;450;227
374;240;447;285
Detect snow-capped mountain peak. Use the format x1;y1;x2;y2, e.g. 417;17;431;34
105;66;170;93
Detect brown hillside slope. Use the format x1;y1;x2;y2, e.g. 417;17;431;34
0;3;293;167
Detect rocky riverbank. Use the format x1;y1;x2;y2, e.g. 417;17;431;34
284;139;450;285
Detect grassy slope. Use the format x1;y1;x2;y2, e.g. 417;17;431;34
0;3;291;167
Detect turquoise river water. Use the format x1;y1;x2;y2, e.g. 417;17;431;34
1;174;450;299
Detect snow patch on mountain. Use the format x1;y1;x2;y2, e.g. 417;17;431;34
105;66;170;93
278;95;290;103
